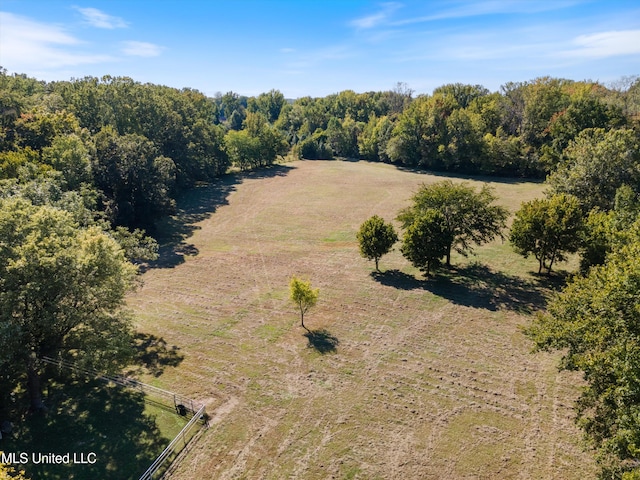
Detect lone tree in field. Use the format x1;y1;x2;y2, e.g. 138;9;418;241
289;276;319;331
357;215;398;272
509;193;584;274
400;209;452;276
0;199;137;411
397;180;508;267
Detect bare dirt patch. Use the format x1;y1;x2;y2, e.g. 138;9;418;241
127;160;596;479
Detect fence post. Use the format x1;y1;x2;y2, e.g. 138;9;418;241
39;356;209;480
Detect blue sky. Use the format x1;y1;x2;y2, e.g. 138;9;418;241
1;1;639;98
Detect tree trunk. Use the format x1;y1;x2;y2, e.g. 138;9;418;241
446;244;452;267
375;257;380;272
547;252;556;275
27;360;45;412
300;311;309;332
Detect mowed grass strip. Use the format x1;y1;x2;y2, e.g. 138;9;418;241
127;160;596;479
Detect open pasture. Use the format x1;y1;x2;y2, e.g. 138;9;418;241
128;159;596;479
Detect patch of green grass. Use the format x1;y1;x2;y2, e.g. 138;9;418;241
210;318;239;338
255;323;287;342
323;230;355;243
3;378;190;480
258;289;288;301
144;402;189;441
432;410;522;476
341;463;363;479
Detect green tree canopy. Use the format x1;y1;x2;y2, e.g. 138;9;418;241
542;96;626;169
357;215;398;272
93;127;176;228
579;185;640;272
247;89;286;123
509;193;584;274
225;112;288;170
400;209;451;276
0;199;138;411
225;129;260;171
525;219;640;478
41;133;92;190
548;128;640;212
397;180;508;266
289;276;319;331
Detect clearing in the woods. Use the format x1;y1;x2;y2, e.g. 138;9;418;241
127;159;596;479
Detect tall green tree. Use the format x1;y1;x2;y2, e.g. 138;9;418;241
521;77;570;148
541;97;626;169
247;89;286;123
579;185;640;272
509;193;584;274
225;114;287;170
0;199;138;411
225;130;260;171
397;180;508;266
525;219;640;478
289;276;319;331
433;83;490;109
387;94;456;168
548;128;640;212
93;127;176;228
443;108;485;171
357;215;398;272
41;133;92;190
400;209;451;276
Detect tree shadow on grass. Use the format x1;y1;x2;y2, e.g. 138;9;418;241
145;164;295;270
371;262;553;314
125;333;185;377
4;377;170;480
304;329;340;354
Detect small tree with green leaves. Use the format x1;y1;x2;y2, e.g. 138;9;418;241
289;276;319;331
509;193;584;274
357;215;398;272
400;209;452;276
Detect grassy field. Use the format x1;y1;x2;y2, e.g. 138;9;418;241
127;159;596;479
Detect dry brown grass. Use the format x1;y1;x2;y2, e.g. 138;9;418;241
127;160;596;479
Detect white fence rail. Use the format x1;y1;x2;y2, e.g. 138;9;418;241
40;355;208;479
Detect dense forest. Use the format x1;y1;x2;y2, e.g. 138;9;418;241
1;70;639;231
1;67;640;478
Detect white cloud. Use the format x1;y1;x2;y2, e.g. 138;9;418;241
392;0;584;26
0;12;113;69
350;2;402;29
74;7;127;29
1;11;78;46
561;30;640;58
121;41;163;57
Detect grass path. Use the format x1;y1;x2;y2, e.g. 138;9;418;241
127;160;595;479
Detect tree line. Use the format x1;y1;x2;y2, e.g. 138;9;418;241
1;70;639;233
1;67;639;478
